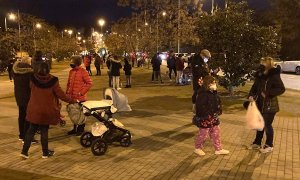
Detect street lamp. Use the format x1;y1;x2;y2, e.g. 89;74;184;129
33;23;42;51
162;11;167;16
4;13;17;31
98;18;105;33
68;30;73;37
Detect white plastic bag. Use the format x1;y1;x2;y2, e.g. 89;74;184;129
246;101;265;131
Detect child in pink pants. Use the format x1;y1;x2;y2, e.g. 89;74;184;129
193;76;229;156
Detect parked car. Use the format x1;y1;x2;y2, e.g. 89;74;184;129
275;60;300;75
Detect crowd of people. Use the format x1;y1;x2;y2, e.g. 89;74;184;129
8;46;285;159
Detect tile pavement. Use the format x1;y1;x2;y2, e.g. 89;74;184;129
0;67;299;180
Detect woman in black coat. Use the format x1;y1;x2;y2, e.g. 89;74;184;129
248;57;285;153
13;57;34;141
110;56;122;90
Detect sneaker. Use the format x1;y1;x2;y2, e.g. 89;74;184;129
259;145;273;154
194;149;206;156
117;88;122;90
247;144;261;150
215;149;230;155
20;152;29;159
42;150;55;159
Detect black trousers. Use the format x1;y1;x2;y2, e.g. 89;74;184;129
169;67;177;79
95;65;101;75
8;70;13;80
18;105;30;139
22;123;49;155
253;113;276;147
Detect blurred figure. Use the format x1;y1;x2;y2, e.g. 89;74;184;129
94;54;101;76
167;50;177;81
151;53;163;83
84;55;92;76
110;55;122;90
175;54;185;85
7;59;14;82
123;58;132;88
32;51;44;73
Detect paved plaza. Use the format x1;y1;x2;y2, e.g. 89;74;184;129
0;65;299;180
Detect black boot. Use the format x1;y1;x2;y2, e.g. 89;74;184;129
76;124;85;136
67;125;77;135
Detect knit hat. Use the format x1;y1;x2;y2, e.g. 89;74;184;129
71;55;82;66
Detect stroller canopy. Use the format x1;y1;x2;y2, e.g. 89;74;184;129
104;88;132;112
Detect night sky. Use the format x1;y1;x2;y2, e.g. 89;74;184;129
0;0;269;30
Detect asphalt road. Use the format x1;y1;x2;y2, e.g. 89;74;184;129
281;73;300;91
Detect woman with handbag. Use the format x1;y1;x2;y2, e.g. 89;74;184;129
194;76;230;156
66;56;92;136
247;57;285;153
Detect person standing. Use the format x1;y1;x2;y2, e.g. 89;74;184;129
194;76;230;156
123;58;132;88
151;53;163;83
110;55;122;90
94;54;101;76
7;59;14;82
84;55;92;76
247;57;285;153
20;63;77;159
167;50;177;81
66;56;92;136
13;57;37;143
191;49;211;112
175;54;185;85
32;51;44;74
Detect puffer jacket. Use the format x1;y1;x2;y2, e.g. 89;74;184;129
196;88;222;128
66;66;92;101
249;67;285;114
13;61;33;106
110;59;122;76
27;74;76;125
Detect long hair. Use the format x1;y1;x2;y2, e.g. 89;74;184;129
37;62;50;76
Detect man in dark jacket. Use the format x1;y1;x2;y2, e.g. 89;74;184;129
191;49;211;112
167;50;177;81
110;56;122;90
248;57;285;153
13;57;35;142
151;53;163;83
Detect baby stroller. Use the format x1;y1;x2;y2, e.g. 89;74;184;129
69;88;132;156
182;66;192;85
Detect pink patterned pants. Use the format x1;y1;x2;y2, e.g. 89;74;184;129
195;126;222;151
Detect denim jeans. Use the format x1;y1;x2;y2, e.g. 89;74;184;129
253;113;276;147
22;123;49;155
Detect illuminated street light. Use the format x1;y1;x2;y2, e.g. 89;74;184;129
64;29;68;32
162;11;167;16
68;30;73;37
35;23;42;29
77;36;82;41
83;40;86;43
98;18;105;33
145;22;149;26
8;13;17;20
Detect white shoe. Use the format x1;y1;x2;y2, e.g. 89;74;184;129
259;145;273;154
194;149;205;156
215;149;230;155
247;144;261;150
117;88;122;90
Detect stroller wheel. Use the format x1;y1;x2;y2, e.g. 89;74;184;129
80;132;94;148
91;138;107;156
59;120;66;127
120;135;132;147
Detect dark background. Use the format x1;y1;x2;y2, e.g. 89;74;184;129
0;0;269;30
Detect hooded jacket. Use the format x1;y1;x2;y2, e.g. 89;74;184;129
13;61;33;106
66;66;92;101
26;74;76;125
191;53;210;90
249;67;285;113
